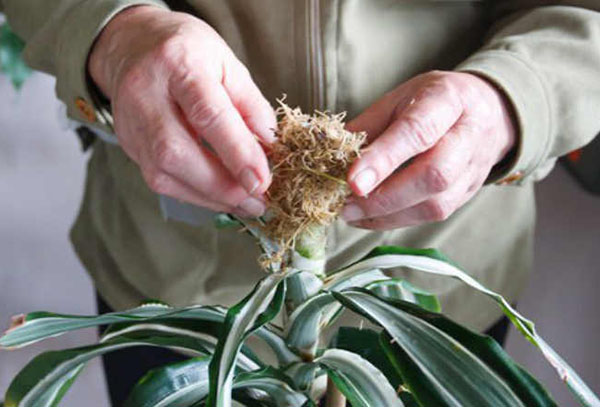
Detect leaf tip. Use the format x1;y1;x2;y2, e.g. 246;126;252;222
6;314;25;333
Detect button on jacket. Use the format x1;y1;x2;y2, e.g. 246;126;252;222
2;0;599;331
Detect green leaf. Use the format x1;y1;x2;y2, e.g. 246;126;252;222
100;321;261;372
286;269;390;357
285;362;322;392
0;303;218;349
335;289;526;407
124;357;213;407
0;23;31;90
377;298;556;407
285;271;323;312
4;332;216;407
334;245;600;407
286;272;440;359
286;292;336;358
330;327;403;390
316;349;403;407
233;367;310;407
125;358;309;407
367;279;441;313
0;303;298;367
214;213;242;229
206;273;287;407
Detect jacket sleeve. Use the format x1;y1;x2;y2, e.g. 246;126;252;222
456;2;600;185
1;0;168;132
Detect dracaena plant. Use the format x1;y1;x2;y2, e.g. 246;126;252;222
1;106;599;407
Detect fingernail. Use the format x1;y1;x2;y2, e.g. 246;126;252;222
259;128;277;144
238;197;266;217
240;168;262;195
341;203;365;222
352;168;377;195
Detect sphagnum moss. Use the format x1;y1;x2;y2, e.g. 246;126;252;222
264;101;366;270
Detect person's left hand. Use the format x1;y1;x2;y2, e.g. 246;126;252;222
342;71;516;230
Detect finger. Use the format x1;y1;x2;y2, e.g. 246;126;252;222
348;78;464;196
349;169;477;230
141;104;267;216
341;118;475;222
346;90;409;139
223;59;277;144
139;170;247;216
171;73;271;196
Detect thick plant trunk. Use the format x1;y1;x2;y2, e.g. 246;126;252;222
291;224;327;276
326;377;346;407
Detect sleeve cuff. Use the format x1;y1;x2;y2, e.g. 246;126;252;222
456;50;552;185
54;0;169;135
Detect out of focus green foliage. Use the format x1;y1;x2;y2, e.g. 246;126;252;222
0;22;31;89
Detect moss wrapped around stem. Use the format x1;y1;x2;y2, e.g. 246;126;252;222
264;101;366;275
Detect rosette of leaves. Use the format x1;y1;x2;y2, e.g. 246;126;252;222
1;214;599;407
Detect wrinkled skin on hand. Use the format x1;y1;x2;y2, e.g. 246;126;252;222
89;6;276;217
343;71;517;230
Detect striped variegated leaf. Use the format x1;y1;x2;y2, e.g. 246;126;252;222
0;304;221;349
285;271;323;312
330;327;403;390
286;273;440;358
285;362;322;392
233;367;311;407
286;292;336;357
316;349;402;407
4;333;216;407
124;357;213;407
366;279;440;313
335;289;530;407
101;322;261;372
125;358;310;407
333;246;599;407
207;273;287;407
374;295;556;407
286;269;390;357
0;303;298;367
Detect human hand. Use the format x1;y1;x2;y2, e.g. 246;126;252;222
89;6;275;217
342;71;516;229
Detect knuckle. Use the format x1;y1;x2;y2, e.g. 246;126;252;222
369;191;396;216
425;199;452;222
403;115;437;150
188;98;228;131
145;170;172;194
376;142;404;174
373;151;397;179
153;138;186;173
423;74;459;101
154;35;187;66
423;165;455;193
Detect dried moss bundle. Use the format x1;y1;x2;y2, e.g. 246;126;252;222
265;101;367;261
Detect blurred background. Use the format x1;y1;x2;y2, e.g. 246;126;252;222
1;64;599;407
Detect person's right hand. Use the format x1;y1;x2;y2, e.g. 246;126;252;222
88;5;275;217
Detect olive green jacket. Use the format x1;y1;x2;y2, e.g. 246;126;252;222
2;0;599;331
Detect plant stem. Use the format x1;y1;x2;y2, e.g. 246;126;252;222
326;377;346;407
292;224;327;276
